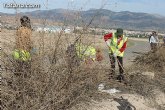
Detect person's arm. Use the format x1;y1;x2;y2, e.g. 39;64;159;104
104;33;113;47
119;40;127;53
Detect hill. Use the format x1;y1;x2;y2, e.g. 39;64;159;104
1;9;165;31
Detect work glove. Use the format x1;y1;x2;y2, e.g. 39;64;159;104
113;51;120;57
113;52;117;57
106;41;110;47
30;47;37;54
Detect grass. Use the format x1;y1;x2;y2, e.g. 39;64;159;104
127;39;135;47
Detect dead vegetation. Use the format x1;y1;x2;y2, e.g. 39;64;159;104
1;6;109;109
134;46;165;72
1;28;165;110
1;5;165;109
1;29;165;110
125;46;165;109
1;27;107;110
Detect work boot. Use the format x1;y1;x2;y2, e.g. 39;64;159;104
116;74;124;82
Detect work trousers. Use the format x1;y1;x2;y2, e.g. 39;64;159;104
109;53;124;75
150;43;158;51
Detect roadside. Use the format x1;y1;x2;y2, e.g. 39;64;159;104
124;38;150;66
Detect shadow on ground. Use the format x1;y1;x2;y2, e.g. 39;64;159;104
114;96;136;110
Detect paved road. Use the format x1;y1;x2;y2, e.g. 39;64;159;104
124;39;150;66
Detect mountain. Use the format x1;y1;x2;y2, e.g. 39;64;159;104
1;9;165;31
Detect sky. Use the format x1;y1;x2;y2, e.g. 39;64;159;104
0;0;165;16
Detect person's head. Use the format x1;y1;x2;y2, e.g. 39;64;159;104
152;31;157;36
20;16;31;29
116;28;123;38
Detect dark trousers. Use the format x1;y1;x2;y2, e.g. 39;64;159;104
150;43;157;51
109;54;124;75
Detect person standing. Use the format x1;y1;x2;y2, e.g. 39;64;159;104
104;28;128;82
149;31;159;51
15;16;32;53
13;16;32;74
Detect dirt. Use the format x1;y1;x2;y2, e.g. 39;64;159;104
85;94;156;110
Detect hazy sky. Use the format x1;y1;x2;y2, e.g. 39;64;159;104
0;0;165;16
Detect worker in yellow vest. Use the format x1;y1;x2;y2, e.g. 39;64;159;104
75;43;96;64
12;16;32;73
66;42;102;69
104;28;128;82
13;16;32;61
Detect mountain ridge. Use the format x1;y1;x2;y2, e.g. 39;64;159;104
1;9;165;31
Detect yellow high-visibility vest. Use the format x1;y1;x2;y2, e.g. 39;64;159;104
109;33;128;57
75;43;96;61
12;49;31;61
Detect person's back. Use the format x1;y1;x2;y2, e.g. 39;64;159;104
13;16;32;74
16;26;32;51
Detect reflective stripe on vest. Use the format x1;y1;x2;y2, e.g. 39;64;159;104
109;33;128;57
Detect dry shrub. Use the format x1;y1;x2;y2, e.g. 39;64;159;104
134;46;165;72
127;46;165;93
1;30;106;110
1;6;110;109
134;46;165;90
125;47;165;110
